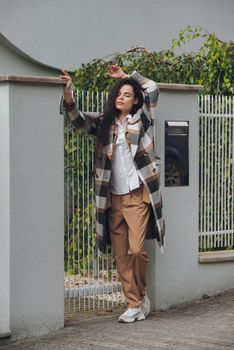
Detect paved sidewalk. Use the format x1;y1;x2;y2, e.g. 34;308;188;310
1;289;234;350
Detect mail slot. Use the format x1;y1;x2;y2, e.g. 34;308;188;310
165;121;189;186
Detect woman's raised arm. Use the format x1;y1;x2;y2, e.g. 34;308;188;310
60;69;100;134
130;70;159;120
107;64;159;120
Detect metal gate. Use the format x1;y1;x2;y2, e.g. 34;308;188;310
64;91;124;313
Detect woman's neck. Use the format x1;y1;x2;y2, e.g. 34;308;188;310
118;112;129;122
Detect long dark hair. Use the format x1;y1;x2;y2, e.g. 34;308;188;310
98;78;144;145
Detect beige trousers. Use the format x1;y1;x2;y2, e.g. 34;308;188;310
108;185;150;308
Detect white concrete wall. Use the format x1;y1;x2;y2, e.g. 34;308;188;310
0;84;10;332
0;0;233;69
155;90;200;308
0;38;59;76
1;77;233;343
146;89;234;311
0;79;65;342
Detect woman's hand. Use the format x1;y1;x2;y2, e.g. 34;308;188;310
107;64;129;79
60;69;74;104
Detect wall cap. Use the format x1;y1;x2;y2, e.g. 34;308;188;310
198;250;234;263
0;75;65;85
0;75;203;91
0;330;12;338
158;83;203;91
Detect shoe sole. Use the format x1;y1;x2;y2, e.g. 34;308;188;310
118;313;145;323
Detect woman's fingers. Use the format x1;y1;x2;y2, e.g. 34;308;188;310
60;69;72;81
61;69;70;77
109;64;119;71
107;64;126;80
60;70;74;104
60;69;73;91
107;64;123;79
108;64;119;72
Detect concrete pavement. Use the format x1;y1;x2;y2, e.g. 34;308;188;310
1;289;234;350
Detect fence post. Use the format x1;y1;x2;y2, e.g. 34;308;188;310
146;83;202;310
151;86;234;311
0;76;65;343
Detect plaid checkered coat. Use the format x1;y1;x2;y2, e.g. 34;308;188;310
63;71;165;253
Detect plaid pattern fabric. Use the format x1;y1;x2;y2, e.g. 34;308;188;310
63;71;165;253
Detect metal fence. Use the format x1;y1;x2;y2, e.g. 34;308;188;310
199;95;234;251
64;91;124;313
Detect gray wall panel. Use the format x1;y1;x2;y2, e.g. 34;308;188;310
0;0;233;69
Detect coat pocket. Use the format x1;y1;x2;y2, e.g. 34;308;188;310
142;185;151;204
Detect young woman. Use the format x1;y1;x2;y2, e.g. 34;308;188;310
61;65;165;323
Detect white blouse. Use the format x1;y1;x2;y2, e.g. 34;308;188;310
109;115;141;195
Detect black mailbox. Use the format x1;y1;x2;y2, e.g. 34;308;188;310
165;121;189;187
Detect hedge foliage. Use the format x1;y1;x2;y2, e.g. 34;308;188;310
71;26;234;95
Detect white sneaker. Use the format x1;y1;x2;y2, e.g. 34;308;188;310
118;306;145;323
141;294;150;318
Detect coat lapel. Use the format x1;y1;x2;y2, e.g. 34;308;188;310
102;124;117;160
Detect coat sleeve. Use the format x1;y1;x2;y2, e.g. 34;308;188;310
130;71;159;120
60;95;100;135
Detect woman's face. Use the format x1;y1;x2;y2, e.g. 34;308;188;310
115;84;138;115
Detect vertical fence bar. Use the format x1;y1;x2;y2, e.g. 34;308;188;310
199;96;204;249
221;97;225;247
101;91;106;309
77;130;81;311
214;96;219;248
216;96;221;247
66;119;71;310
81;91;85;310
204;96;208;249
97;92;101;310
76;91;81;312
232;97;234;247
207;95;211;247
210;95;214;248
227;97;231;247
91;90;95;310
224;97;228;248
86;91;90;310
